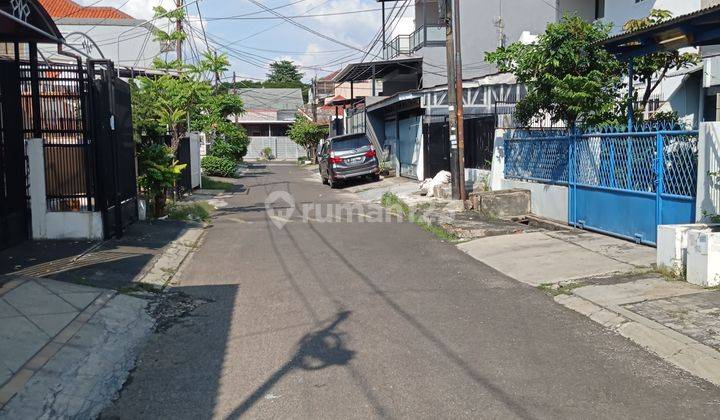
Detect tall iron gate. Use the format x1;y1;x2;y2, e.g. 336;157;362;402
20;60;94;212
424;119;450;179
88;61;138;239
505;128;699;245
0;61;29;248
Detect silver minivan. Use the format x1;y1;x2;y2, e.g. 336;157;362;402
319;133;380;188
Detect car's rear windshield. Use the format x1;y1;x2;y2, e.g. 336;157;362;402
332;136;371;152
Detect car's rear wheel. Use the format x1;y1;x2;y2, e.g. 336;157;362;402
329;176;340;189
370;174;381;182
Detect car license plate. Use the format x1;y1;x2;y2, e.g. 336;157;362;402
349;157;363;164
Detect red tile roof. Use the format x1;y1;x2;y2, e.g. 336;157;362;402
39;0;134;20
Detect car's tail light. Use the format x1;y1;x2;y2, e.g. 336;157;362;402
364;147;376;158
328;152;343;164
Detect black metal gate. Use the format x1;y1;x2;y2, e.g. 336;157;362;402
424;119;451;179
88;61;137;239
0;61;28;248
463;116;495;170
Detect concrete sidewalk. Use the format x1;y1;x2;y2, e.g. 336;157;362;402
456;226;720;387
458;229;655;286
0;275;153;418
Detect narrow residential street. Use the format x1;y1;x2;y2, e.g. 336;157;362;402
103;164;720;419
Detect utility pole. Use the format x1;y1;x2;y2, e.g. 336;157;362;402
381;1;386;57
233;71;238;124
444;0;466;200
311;77;318;123
453;0;466;201
175;0;183;63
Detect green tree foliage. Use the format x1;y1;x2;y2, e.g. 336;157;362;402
218;60;309;102
137;144;186;217
287;116;327;160
266;60;304;84
131;10;249;214
623;9;699;113
486;14;622;127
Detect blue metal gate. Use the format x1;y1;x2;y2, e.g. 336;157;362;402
505;127;699;245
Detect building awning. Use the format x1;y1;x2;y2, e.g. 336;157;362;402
333;57;422;83
0;0;64;43
602;4;720;59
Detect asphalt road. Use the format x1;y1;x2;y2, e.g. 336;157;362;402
103;164;720;419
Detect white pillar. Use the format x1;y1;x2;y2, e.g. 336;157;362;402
26;138;48;239
697;122;720;222
489;128;506;191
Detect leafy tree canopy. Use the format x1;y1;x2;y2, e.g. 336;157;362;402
287;115;327;159
266;60;304;85
624;9;699;112
486;14;622;127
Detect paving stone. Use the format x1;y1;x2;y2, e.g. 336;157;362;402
37;278;103;295
0;293;153;419
625;292;720;351
3;282;77;316
57;292;101;311
0;298;20;318
0;316;48;372
27;312;79;337
0;364;11;387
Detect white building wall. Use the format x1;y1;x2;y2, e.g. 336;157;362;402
602;0;701;34
40;20;162;69
26;138;104;240
697;122;720;222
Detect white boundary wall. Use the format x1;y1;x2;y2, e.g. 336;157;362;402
697;122;720;222
489;128;569;223
247;136;305;160
27;139;103;240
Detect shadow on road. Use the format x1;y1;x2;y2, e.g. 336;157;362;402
226;311;354;419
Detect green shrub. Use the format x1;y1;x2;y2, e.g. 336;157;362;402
201;155;237;178
167;201;213;222
261;147;273;160
209;139;239;161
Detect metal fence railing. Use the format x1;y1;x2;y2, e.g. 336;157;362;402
20;60;94;212
504;126;699;199
504;132;570;184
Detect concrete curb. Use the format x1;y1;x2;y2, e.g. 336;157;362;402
555;293;720;387
133;225;206;289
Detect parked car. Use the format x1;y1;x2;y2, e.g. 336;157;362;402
318;133;380;188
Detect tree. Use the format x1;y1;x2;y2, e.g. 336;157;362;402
287;115;328;160
485;14;622;127
131;52;249;216
267;60;304;84
623;9;700;113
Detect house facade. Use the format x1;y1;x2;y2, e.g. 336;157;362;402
383;0;597;88
37;0;165;71
231;88;306;160
328;0;598;184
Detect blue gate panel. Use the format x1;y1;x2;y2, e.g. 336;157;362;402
572;186;658;244
506;128;699;246
661;195;696;226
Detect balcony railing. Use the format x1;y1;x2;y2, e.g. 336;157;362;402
383;24;445;59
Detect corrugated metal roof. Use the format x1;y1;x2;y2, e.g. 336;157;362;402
236;88;304;111
602;4;720;45
39;0;133;20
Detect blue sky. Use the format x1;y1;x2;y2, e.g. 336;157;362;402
80;0;416;81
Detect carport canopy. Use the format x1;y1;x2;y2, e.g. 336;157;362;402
333;57;422;83
602;4;720;59
0;0;64;43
